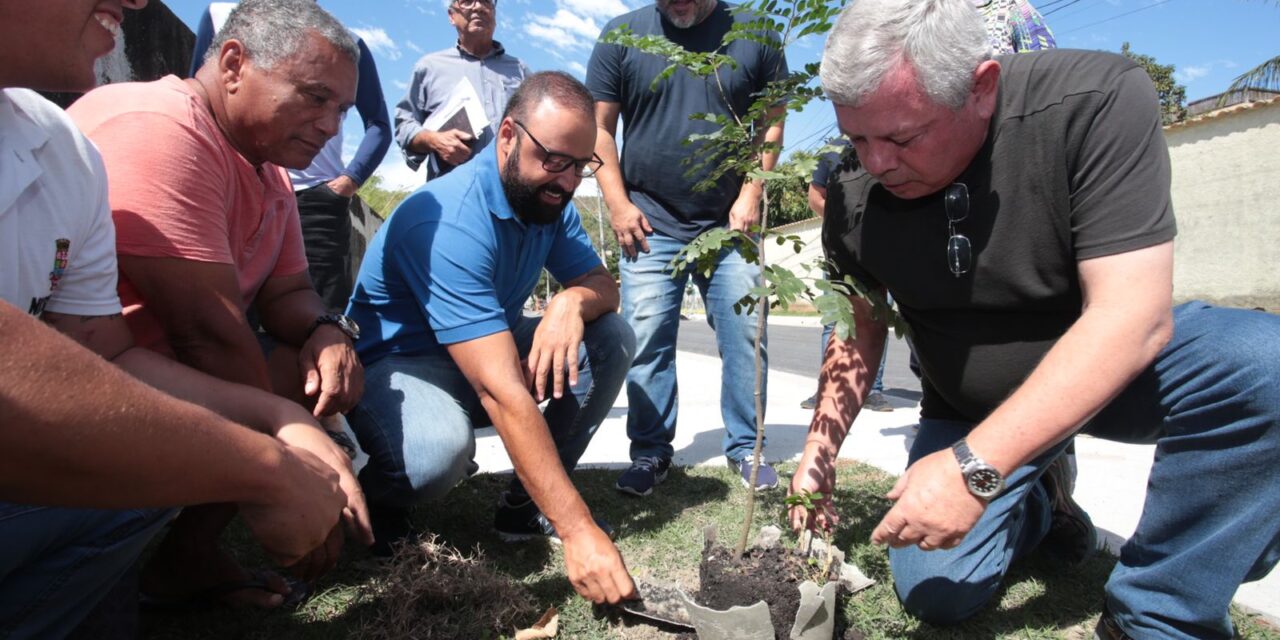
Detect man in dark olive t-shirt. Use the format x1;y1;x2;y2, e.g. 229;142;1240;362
789;1;1280;639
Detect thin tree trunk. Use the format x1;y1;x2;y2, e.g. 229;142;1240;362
735;186;770;557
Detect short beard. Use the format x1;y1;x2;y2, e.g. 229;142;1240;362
658;0;713;28
501;138;572;226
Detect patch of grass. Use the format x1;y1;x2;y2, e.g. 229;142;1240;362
141;461;1280;639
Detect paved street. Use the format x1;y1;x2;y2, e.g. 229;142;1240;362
678;317;923;402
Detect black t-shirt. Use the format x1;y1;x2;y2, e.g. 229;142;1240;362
586;2;788;243
824;50;1176;422
811;138;851;190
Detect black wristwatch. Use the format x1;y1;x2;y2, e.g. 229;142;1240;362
310;313;360;341
952;438;1005;501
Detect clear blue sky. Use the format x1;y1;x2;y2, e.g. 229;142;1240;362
159;0;1280;191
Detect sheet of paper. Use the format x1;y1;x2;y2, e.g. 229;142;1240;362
422;76;489;139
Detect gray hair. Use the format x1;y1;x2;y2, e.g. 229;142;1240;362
205;0;358;70
820;0;991;110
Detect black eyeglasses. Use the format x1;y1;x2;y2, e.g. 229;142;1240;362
511;120;604;178
945;183;971;278
453;0;494;9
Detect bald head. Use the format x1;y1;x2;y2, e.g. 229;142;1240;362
502;71;594;124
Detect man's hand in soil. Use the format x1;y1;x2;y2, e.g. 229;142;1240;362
871;448;986;551
561;524;636;604
788;443;839;533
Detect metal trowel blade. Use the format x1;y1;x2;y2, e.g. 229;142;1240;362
618;579;695;629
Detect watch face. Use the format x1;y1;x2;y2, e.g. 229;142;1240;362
339;315;360;338
967;468;1004;498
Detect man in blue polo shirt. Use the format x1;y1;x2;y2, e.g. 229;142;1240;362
346;72;637;606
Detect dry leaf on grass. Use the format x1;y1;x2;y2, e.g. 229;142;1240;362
514;607;559;639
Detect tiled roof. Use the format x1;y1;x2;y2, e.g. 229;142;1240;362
1165;95;1280;132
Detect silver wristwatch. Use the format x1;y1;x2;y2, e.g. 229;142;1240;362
310;313;360;341
952;438;1004;500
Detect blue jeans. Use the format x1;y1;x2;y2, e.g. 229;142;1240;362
348;313;635;509
0;504;172;639
887;302;1280;639
620;232;766;463
820;323;886;392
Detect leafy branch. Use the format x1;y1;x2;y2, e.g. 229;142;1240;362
609;0;901;558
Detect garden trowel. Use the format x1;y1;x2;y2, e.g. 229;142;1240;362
618;578;695;629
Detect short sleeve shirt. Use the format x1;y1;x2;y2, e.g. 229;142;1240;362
68;76;308;352
346;142;602;365
810;139;851;190
586;2;788;243
824;50;1176;421
0;89;121;319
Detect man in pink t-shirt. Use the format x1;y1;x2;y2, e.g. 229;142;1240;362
69;0;365;610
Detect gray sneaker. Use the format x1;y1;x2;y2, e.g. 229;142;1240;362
730;457;779;491
863;391;894;412
1039;452;1097;564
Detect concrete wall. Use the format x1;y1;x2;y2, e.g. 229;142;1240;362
1166;100;1280;310
348;197;383;286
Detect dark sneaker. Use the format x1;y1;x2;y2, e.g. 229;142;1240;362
799;393;818;410
1094;604;1133;639
493;492;615;544
863;391;894;412
369;504;418;558
1039;452;1097;564
731;457;779;491
615;456;671;497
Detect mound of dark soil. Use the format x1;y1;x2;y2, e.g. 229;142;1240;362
695;542;842;640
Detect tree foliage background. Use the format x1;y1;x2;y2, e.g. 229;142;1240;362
1121;41;1188;125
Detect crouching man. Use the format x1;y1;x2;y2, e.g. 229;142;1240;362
347;71;637;605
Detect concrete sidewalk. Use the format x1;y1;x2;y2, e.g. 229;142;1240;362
472;340;1279;624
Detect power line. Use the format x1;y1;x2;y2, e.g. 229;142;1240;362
1057;0;1175;35
1046;0;1109;21
1044;0;1086;16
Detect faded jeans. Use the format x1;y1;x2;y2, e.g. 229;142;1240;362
620;232;766;463
0;505;172;639
888;302;1280;639
348;313;635;509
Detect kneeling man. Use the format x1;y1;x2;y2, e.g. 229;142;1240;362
347;71;637;605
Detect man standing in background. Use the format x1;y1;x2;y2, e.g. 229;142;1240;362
587;0;787;496
395;0;529;181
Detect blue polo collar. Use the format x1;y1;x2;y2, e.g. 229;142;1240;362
473;141;519;223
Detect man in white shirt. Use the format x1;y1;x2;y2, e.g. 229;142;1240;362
0;1;370;633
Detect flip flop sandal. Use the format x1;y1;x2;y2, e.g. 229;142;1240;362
140;570;311;611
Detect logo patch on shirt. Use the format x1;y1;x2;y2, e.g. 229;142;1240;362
49;238;71;291
29;238;71;318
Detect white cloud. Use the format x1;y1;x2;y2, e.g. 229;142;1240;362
351;26;402;61
567;61;587;76
559;0;630;21
1175;64;1211;84
373;159;423;192
405;40;423;54
393;79;409;90
524;7;606;50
